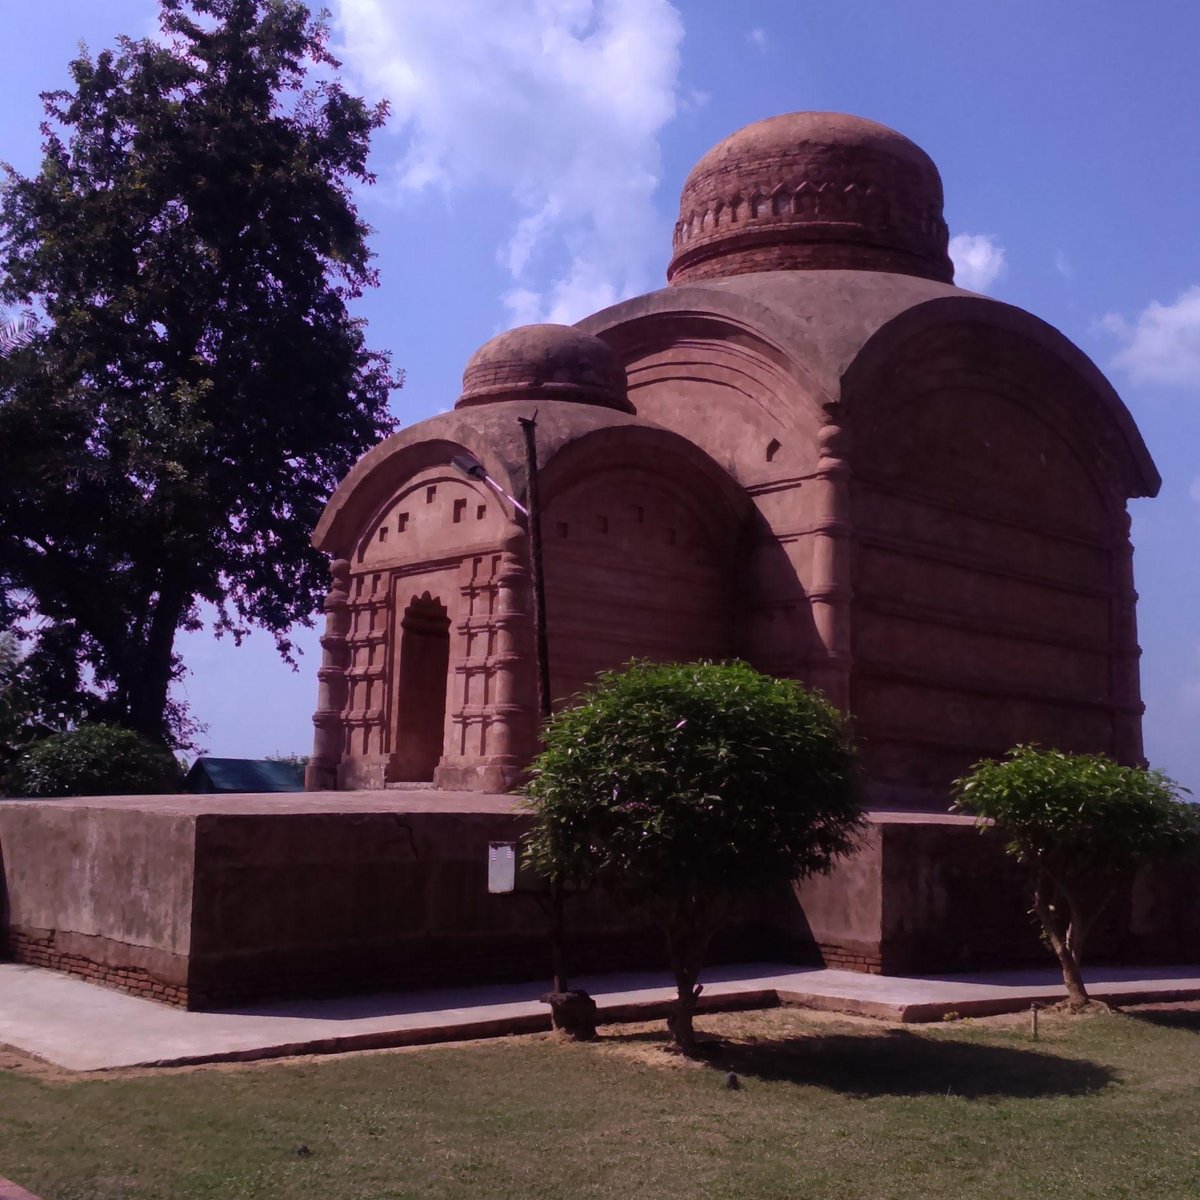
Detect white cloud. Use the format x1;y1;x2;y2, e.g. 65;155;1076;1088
1054;250;1073;279
747;27;767;52
333;0;684;325
1101;286;1200;387
949;233;1007;293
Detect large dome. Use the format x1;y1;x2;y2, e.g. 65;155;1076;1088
456;323;632;411
667;112;953;286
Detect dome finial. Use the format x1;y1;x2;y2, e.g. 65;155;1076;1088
456;323;632;411
668;111;952;285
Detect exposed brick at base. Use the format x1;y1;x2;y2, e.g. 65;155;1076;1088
3;921;816;1013
3;927;188;1007
818;943;884;974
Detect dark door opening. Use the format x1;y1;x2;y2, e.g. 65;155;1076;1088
388;593;451;782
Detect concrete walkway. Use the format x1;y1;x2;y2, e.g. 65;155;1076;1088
4;961;1200;1072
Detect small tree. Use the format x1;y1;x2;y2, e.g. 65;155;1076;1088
953;745;1198;1009
525;661;863;1049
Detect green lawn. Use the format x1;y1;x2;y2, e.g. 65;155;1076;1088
4;1003;1200;1199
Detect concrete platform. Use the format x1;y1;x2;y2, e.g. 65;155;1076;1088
4;961;1200;1072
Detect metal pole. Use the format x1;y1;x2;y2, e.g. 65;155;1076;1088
517;412;566;994
517;413;552;724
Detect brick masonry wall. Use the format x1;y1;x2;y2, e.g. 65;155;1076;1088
3;920;826;1012
818;942;884;974
3;926;189;1007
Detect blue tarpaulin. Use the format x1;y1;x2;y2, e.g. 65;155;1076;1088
184;757;304;794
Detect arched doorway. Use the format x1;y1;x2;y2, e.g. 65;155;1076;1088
388;593;451;782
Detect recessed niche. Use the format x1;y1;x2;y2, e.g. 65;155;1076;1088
453;498;467;523
397;513;409;532
476;504;487;521
766;438;782;462
426;485;437;503
378;526;388;542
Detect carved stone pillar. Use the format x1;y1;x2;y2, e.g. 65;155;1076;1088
808;415;853;710
305;558;352;791
434;529;537;791
1112;510;1146;766
490;527;538;774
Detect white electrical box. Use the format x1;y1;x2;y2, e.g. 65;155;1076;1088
487;841;517;894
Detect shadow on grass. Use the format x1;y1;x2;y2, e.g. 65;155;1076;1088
610;1027;1114;1099
1125;1008;1200;1034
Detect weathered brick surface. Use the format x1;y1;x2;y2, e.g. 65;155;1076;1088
819;944;884;974
668;112;953;285
3;927;188;1006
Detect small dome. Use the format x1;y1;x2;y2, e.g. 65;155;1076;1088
456;323;632;411
667;112;953;286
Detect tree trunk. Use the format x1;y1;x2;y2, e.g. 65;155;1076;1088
125;572;189;744
1032;879;1090;1009
664;919;711;1051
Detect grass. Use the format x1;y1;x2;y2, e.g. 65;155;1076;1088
5;1003;1200;1199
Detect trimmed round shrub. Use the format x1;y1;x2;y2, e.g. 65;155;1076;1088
7;723;182;797
525;659;862;1046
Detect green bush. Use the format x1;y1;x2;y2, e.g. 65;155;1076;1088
6;723;182;797
526;660;863;1046
953;745;1197;1007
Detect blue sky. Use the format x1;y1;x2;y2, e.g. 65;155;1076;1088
2;1;1197;794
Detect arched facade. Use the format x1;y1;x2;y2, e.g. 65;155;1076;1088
840;306;1151;805
306;403;753;792
307;111;1158;808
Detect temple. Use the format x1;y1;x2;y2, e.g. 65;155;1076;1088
5;113;1184;1011
306;111;1159;808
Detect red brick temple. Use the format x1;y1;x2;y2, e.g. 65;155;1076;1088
5;113;1192;1009
306;111;1158;807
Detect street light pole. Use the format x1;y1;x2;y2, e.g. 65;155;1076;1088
517;412;569;996
517;414;552;728
454;426;592;1032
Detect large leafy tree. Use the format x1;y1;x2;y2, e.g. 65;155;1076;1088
954;745;1198;1009
0;0;399;744
526;661;863;1049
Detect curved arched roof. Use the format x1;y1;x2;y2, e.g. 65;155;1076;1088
578;270;1160;499
312;399;752;557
